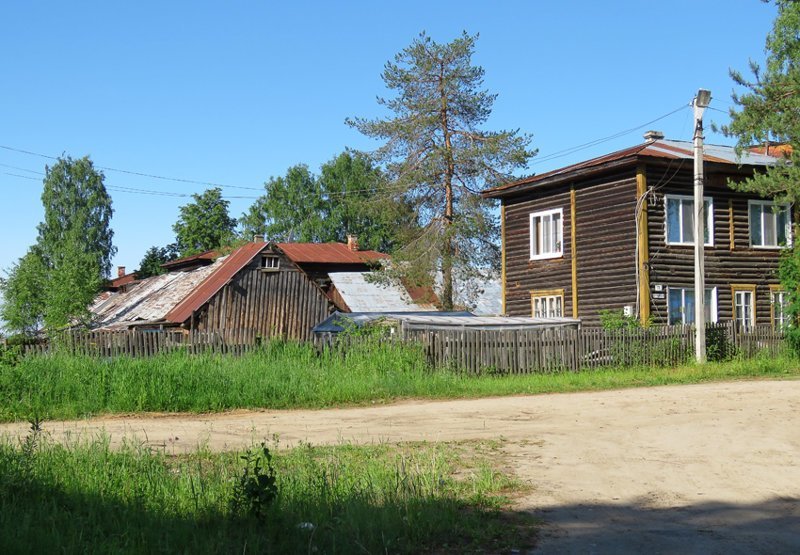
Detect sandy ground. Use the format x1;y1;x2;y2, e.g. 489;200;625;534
2;380;799;553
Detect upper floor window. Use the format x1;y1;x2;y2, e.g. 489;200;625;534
665;195;713;246
530;208;563;260
749;200;791;248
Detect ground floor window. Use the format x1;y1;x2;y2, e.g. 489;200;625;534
731;284;756;330
770;286;789;329
667;287;717;325
531;289;564;318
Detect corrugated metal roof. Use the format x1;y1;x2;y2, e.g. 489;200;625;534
483;139;783;198
277;242;389;264
90;260;223;329
164;242;268;323
313;311;581;333
329;272;437;312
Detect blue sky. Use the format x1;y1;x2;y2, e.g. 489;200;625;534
0;1;777;275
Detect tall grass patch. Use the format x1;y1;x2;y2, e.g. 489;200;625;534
0;431;529;554
1;340;797;422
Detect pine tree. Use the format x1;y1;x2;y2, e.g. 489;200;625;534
347;32;536;309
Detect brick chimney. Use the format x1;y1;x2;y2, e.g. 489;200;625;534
643;130;665;143
346;234;359;251
117;266;126;277
253;234;265;243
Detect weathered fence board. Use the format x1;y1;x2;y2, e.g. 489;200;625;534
17;322;786;373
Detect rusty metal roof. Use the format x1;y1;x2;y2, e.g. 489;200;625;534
482;139;784;198
164;242;268;324
277;242;389;264
161;250;218;270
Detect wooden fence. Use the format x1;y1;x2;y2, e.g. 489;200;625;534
17;322;786;373
328;322;786;374
22;328;260;358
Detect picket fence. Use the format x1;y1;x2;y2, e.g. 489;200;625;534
19;322;785;373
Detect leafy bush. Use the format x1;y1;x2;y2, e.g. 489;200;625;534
230;443;278;520
599;309;643;330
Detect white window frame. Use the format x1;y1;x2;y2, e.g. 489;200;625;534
667;286;718;325
531;289;564;318
529;208;563;260
770;287;789;329
748;200;792;249
732;285;756;330
664;194;714;247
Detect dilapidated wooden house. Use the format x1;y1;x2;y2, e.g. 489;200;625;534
90;239;431;340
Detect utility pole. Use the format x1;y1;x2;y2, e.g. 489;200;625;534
693;89;711;363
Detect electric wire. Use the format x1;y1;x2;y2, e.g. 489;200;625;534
0;100;722;200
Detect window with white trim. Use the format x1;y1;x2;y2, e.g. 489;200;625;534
732;285;756;330
667;287;717;325
665;195;714;246
771;289;789;329
531;290;564;318
529;208;563;260
749;200;791;248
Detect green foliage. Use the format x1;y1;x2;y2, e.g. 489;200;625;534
724;0;800;187
44;229;103;328
0;341;797;423
2;156;115;332
0;437;524;554
723;1;800;352
173;188;237;256
240;164;323;242
0;247;46;334
0;344;22;367
37;156;116;278
598;309;643;330
240;153;413;251
137;244;179;279
347;32;536;309
230;443;278;520
778;244;800;354
317;151;415;252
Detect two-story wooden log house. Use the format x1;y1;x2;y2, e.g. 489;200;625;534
482;132;792;328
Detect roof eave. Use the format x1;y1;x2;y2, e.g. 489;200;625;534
482;155;640;199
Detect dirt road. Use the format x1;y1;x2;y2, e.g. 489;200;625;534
2;380;799;553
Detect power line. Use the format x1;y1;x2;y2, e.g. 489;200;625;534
0;143;263;192
0;99;709;200
530;104;690;166
2;171;40;181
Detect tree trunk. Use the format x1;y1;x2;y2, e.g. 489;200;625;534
440;62;456;311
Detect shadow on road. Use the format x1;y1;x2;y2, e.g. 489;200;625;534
528;496;800;554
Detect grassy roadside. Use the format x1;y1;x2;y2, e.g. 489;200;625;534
0;431;532;554
0;340;797;422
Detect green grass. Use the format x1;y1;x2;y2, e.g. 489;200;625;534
0;339;798;422
0;430;531;554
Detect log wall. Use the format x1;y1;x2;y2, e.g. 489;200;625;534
645;165;784;325
503;169;639;326
195;254;333;341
